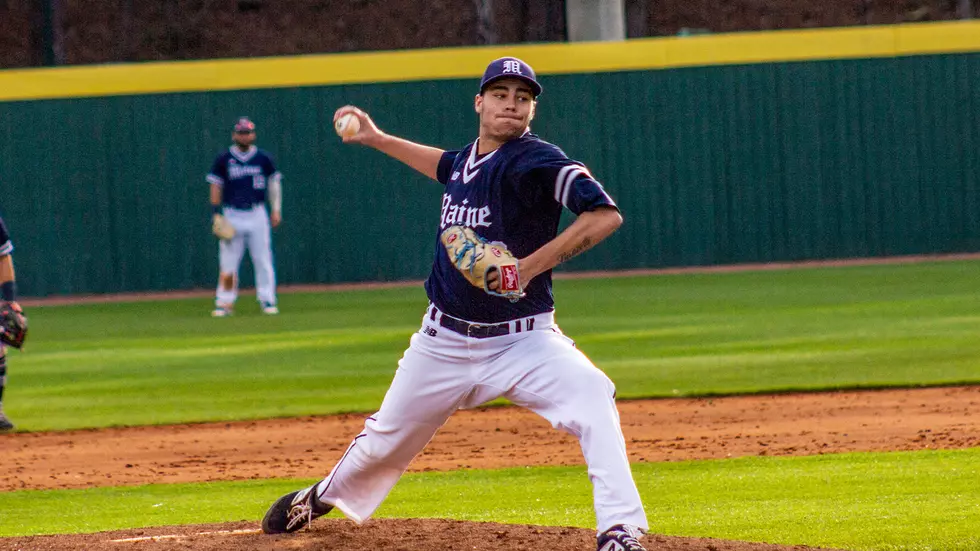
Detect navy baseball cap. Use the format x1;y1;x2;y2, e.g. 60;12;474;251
479;57;542;97
233;117;256;132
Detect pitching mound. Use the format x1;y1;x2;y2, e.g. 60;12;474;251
0;518;840;551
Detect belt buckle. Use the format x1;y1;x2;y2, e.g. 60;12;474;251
466;323;484;338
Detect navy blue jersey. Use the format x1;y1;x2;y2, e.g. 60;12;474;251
206;146;280;210
426;132;618;323
0;215;12;257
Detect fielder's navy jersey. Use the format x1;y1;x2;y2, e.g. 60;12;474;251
0;215;12;256
206;146;280;210
426;132;618;323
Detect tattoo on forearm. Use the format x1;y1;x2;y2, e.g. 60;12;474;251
557;237;593;264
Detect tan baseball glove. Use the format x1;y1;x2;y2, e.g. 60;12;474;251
212;214;235;240
440;225;524;301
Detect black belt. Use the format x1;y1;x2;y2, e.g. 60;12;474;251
430;307;535;339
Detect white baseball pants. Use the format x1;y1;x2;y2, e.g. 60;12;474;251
312;305;648;534
215;206;277;306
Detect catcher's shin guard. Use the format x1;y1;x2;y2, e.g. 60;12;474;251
0;354;10;432
0;403;13;432
261;485;332;534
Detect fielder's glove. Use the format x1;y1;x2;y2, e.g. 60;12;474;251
440;225;524;302
212;214;236;240
0;301;27;349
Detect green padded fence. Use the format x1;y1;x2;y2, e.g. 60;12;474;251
1;25;978;296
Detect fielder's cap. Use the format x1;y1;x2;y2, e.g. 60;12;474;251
479;57;542;97
233;117;256;132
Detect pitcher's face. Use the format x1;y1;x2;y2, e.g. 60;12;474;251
475;79;536;142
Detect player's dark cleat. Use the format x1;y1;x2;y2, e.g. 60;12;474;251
597;525;647;551
260;302;279;315
261;485;332;534
0;410;14;432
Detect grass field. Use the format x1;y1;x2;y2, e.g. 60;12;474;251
4;259;980;550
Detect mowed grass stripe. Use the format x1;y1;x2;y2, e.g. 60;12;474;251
1;448;978;551
8;260;980;430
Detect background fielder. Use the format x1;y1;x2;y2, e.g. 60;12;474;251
261;57;649;551
207;117;282;316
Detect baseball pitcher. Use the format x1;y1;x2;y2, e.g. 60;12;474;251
261;58;649;551
207;117;282;316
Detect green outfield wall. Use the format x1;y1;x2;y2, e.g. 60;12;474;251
2;22;979;297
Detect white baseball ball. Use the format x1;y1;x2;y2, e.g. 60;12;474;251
334;113;360;138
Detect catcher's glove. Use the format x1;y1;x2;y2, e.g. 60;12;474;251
212;214;235;240
440;225;524;302
0;301;27;349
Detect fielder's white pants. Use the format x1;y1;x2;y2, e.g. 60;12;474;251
312;306;648;534
216;206;277;306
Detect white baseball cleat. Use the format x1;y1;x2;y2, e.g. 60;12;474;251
211;304;233;317
261;302;279;315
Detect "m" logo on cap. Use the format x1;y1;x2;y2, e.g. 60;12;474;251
502;60;522;74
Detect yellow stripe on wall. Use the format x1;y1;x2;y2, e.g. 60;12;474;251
1;20;979;102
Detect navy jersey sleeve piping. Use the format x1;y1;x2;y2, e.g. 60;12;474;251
554;166;619;214
513;139;618;215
